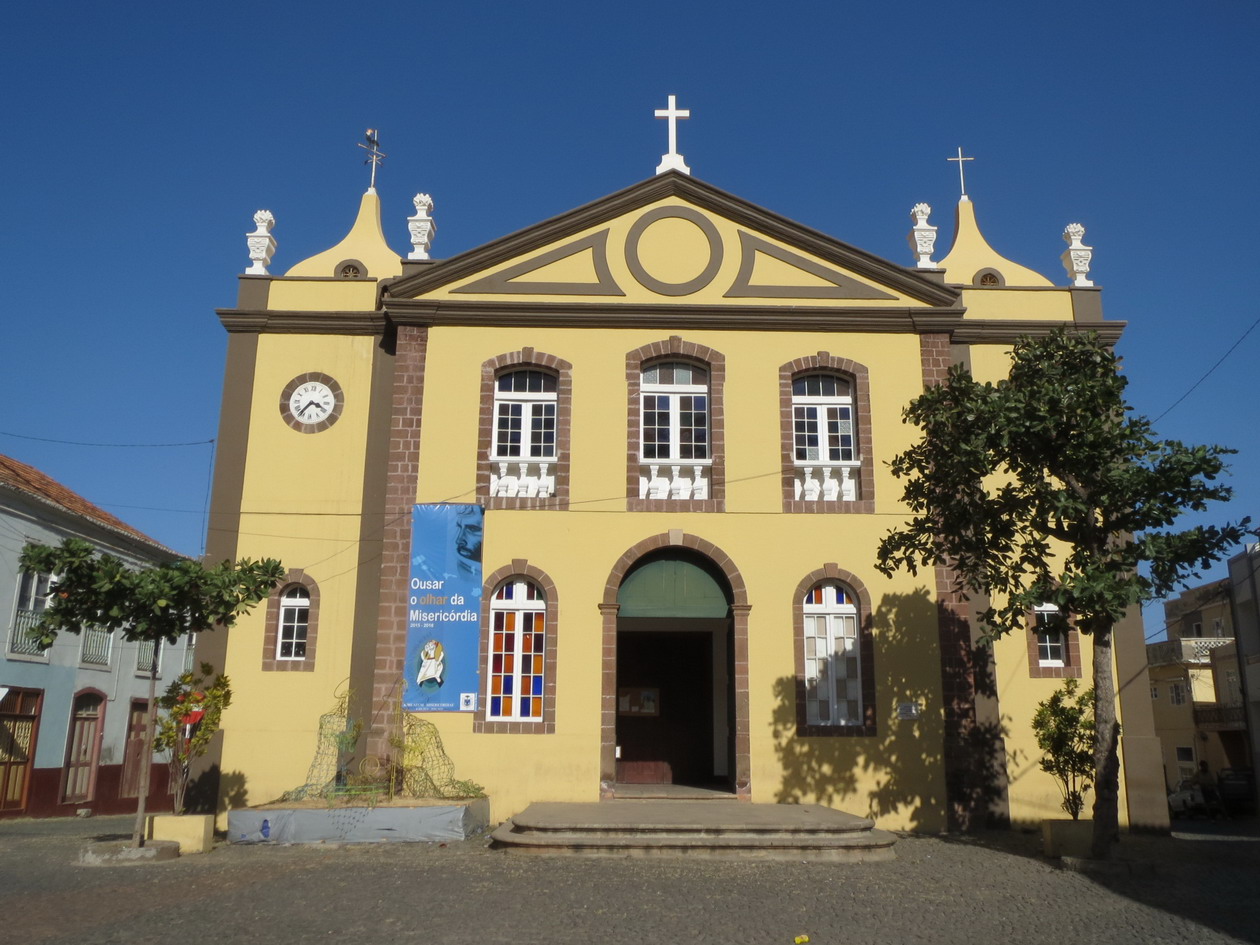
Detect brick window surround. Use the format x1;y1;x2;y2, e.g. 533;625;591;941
477;348;573;510
261;569;320;672
626;336;725;512
474;560;558;734
792;564;877;738
1026;611;1082;679
779;353;875;514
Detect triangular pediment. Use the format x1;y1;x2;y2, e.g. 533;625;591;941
385;173;959;311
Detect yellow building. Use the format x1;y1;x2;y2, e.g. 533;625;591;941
201;162;1167;833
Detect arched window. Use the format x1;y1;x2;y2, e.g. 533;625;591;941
478;350;572;509
793;567;876;737
627;339;725;511
791;374;857;502
486;578;547;722
802;582;862;726
261;570;320;671
277;587;311;660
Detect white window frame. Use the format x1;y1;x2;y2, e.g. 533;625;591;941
277;587;310;661
491;370;558;462
485;578;546;723
640;362;711;465
803;582;862;726
1169;681;1187;706
1035;604;1066;667
791;374;857;466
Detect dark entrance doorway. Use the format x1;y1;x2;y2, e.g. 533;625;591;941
614;552;734;791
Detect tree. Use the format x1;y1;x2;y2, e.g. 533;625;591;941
876;328;1248;858
19;539;282;847
1032;679;1095;820
154;662;232;816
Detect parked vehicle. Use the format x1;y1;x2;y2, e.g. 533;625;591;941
1216;768;1255;815
1168;779;1207;818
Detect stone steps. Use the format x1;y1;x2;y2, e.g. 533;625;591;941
491;800;898;861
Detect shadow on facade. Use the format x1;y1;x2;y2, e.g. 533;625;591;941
185;765;248;815
772;588;1009;833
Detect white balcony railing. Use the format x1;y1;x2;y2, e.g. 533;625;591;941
489;461;555;499
793;463;859;502
7;609;46;657
638;462;711;501
81;627;111;666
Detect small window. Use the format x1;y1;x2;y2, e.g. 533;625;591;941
802;582;862;726
1170;682;1187;706
1192;621;1203;638
1150;684;1159;700
135;639;162;676
277;587;310;660
486;579;547;722
1035;605;1065;667
80;627;111;667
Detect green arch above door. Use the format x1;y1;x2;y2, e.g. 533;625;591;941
617;555;732;618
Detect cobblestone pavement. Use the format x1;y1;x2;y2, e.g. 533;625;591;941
2;815;1259;945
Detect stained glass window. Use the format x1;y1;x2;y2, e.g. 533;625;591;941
488;579;546;721
802;582;860;725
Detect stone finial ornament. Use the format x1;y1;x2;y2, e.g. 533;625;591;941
907;202;938;269
245;210;276;275
1061;222;1094;287
408;193;437;260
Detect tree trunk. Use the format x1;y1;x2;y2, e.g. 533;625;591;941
130;646;160;848
1090;626;1121;859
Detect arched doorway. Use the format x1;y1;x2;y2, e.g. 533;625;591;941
600;534;750;798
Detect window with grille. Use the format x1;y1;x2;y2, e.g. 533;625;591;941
486;579;546;722
80;627;111;666
640;362;709;462
135;639;162;676
493;370;558;461
277;587;310;660
802;582;862;726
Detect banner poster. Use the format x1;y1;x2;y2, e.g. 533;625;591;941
402;504;483;712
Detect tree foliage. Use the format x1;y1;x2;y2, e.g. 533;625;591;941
1032;679;1095;820
155;662;232;815
876;329;1248;856
20;539;284;648
19;538;282;845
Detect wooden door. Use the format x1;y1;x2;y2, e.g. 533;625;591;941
120;700;148;798
0;688;42;812
62;693;104;802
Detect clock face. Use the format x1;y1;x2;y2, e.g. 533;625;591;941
280;373;344;433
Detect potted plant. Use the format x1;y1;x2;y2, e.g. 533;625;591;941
1032;678;1096;857
148;663;232;853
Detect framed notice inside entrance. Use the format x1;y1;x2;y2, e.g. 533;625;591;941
618;687;660;717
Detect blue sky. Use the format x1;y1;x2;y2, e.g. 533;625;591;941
2;1;1256;639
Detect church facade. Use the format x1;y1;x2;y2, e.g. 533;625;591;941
202;162;1167;832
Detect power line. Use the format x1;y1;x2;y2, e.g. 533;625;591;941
0;429;215;449
1153;315;1260;422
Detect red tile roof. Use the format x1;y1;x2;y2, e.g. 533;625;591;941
0;453;173;555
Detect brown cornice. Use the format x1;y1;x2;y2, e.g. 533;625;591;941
953;320;1126;345
217;309;386;335
384;298;968;334
384;172;962;308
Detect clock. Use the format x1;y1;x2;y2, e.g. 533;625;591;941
279;372;344;433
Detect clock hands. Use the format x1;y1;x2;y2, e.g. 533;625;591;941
298;399;323;418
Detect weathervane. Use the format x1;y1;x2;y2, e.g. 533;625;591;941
947;146;974;200
358;129;386;190
655;95;691;176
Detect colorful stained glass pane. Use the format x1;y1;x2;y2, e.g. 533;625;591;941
490;697;501;716
503;676;513;695
491;677;502;695
532;675;543;695
501;697;513;716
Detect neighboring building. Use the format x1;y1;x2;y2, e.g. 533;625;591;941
0;454;191;817
1147;578;1248;787
200;142;1167;831
1227;544;1260;795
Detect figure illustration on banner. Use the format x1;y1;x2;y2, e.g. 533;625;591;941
417;639;445;689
